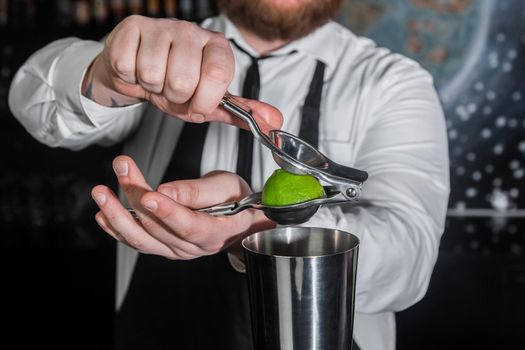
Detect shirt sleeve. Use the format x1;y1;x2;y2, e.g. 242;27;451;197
8;38;145;151
306;59;450;314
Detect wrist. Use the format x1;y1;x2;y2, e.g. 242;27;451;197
81;55;142;107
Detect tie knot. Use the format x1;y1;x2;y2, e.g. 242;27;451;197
230;39;266;61
230;39;295;62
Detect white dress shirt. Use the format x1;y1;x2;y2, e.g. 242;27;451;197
9;14;450;350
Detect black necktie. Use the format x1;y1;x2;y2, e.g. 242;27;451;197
231;40;272;187
298;61;325;148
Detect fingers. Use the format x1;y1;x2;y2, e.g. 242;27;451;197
108;16;233;115
157;171;250;208
94;156;193;259
104;155;220;258
91;185;176;258
95;211;122;242
140;190;254;250
208;96;284;134
112;155;153;214
238;98;284;133
106;15;141;85
93;158;266;259
164;24;203;104
112;155;150;189
102;16;282;132
136;28;171;94
189;33;234;117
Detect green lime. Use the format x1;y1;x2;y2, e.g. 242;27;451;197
262;169;325;207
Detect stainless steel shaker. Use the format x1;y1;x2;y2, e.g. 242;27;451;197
242;226;359;350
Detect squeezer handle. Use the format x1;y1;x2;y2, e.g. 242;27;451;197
327;162;368;183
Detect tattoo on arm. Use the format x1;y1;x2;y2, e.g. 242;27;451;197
83;70;132;107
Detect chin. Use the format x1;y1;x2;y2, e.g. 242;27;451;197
219;0;343;41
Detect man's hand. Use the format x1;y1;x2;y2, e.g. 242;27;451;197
91;155;275;260
82;15;282;133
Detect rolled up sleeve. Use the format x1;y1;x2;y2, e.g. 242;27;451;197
9;38;145;150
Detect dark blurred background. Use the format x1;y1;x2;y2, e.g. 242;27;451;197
1;0;524;349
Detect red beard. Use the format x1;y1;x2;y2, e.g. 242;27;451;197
216;0;344;41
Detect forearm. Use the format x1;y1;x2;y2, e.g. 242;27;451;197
81;53;142;108
8;38;144;150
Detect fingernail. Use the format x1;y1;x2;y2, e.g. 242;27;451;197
191;113;206;123
113;160;128;176
143;200;158;212
93;193;107;206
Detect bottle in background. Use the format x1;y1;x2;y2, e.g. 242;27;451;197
127;0;143;15
110;0;125;22
73;0;91;26
164;0;176;18
0;0;7;26
93;0;109;24
147;0;160;17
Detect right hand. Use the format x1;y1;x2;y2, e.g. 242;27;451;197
82;15;282;132
92;155;275;260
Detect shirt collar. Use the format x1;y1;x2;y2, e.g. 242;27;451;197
214;14;346;71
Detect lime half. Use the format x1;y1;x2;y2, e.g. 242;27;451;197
262;169;325;207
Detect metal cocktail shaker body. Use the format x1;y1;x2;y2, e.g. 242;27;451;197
243;226;359;350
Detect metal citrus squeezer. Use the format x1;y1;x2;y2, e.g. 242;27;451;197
198;93;368;224
129;93;368;224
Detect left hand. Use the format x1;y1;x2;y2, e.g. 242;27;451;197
91;155;275;260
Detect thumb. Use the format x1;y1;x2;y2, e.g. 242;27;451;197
208;96;284;134
157;171;251;209
241;98;284;133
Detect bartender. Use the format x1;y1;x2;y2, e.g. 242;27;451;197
8;0;450;349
